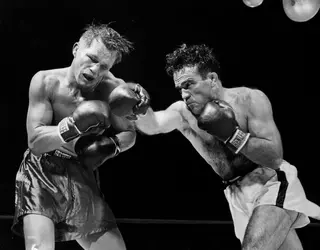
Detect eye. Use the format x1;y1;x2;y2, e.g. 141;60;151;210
88;55;98;63
185;81;193;89
101;64;109;71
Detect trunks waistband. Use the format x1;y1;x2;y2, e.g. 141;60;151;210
46;149;78;160
222;176;242;188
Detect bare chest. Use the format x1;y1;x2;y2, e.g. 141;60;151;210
50;85;109;125
179;103;249;179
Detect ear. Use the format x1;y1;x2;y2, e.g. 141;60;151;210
72;42;79;57
207;72;218;83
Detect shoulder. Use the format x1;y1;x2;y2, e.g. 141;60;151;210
232;87;273;118
167;101;195;127
102;71;126;88
229;87;270;107
29;69;62;98
167;100;186;112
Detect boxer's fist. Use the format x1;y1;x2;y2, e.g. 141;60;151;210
109;83;150;119
196;100;250;154
58;101;111;143
75;134;120;169
196;100;238;142
128;83;150;116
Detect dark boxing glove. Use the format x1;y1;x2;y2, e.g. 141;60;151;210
58;100;111;143
128;83;150;116
74;134;121;169
197;100;250;154
108;83;150;118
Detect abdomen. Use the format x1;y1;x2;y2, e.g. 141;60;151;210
181;127;258;180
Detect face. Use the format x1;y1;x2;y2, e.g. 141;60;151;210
72;37;118;91
173;65;218;115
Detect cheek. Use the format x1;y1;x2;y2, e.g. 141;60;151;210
193;86;210;98
76;54;89;67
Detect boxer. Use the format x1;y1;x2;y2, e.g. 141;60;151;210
135;43;320;250
12;23;150;250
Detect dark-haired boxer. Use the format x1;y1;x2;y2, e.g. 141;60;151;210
135;43;320;250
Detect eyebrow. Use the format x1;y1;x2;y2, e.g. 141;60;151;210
88;53;98;60
88;53;110;69
175;79;193;89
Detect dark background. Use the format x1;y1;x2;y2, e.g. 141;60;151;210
1;0;320;249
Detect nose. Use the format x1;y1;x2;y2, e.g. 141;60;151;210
89;64;99;76
181;89;190;100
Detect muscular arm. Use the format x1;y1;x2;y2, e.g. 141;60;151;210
99;72;136;152
27;71;65;156
240;89;283;169
134;101;184;135
110;115;136;153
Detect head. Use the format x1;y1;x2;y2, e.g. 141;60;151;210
165;44;221;115
71;23;133;91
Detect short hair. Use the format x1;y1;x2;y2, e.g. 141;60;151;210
165;44;220;78
80;23;133;64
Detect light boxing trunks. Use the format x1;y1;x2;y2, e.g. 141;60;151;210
224;160;320;242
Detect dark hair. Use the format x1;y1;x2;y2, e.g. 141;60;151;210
165;44;220;78
81;23;133;64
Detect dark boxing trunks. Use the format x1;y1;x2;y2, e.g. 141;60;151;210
12;149;117;242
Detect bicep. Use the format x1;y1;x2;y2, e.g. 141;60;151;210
247;90;282;145
154;108;183;133
26;73;53;138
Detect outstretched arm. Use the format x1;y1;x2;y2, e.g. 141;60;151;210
134;101;185;135
240;89;283;169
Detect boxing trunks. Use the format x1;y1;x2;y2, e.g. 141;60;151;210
224;160;320;242
11;148;117;241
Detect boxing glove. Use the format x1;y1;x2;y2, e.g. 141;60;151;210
58;100;111;143
128;83;150;116
109;83;150;118
74;134;121;169
196;100;250;154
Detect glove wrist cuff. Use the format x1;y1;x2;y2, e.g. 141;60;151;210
225;128;250;154
109;136;121;157
58;117;81;143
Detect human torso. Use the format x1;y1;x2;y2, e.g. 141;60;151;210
41;68;126;155
177;87;258;180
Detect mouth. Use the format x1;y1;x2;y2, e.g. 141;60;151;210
186;101;198;109
186;102;203;115
82;73;95;82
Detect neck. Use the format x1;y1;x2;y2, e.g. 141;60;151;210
66;65;79;90
212;80;226;100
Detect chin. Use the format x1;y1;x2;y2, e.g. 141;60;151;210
192;108;202;116
187;104;202;115
81;85;96;92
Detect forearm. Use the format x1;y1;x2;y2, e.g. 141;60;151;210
134;106;181;135
239;137;283;169
28;125;65;155
134;107;160;135
114;130;136;152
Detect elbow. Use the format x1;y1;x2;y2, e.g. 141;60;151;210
268;143;283;169
28;135;42;156
28;141;41;156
